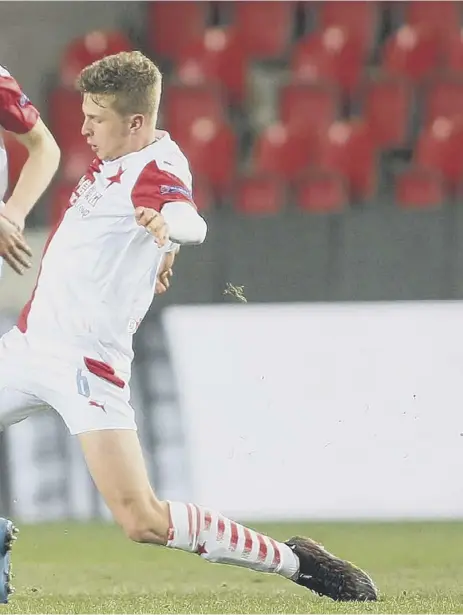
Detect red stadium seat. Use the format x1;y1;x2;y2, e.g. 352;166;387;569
176;27;247;104
162;84;225;145
235;175;286;215
318;1;379;55
60;141;95;184
252;123;314;181
233;1;295;59
317;120;377;201
278;82;339;140
60;30;133;88
381;25;440;84
2;130;27;197
146;1;208;61
395;166;446;209
362;76;413;149
442;28;463;74
414;117;463;191
182;118;237;190
48;88;83;149
290;28;364;96
422;78;463;128
404;1;461;40
295;170;348;212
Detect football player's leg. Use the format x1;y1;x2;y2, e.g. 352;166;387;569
0;332;49;431
0;385;48;604
78;429;168;542
45;363;167;542
77;428;377;602
0;386;48;431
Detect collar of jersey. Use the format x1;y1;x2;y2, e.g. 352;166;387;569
101;130;169;166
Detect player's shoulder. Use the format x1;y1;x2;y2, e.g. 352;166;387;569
0;64;31;105
0;64;19;92
129;130;192;190
0;65;11;79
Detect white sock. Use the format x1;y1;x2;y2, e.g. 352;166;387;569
167;501;300;579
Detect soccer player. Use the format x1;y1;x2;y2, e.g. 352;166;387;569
0;64;60;276
0;52;377;604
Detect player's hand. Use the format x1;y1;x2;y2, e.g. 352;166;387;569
155;247;178;294
155;267;173;294
1;206;26;233
0;214;32;275
134;207;169;248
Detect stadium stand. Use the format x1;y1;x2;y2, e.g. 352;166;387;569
6;0;463;222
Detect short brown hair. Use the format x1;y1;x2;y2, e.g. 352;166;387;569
76;51;162;117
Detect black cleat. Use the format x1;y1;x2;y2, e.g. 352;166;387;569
286;536;378;602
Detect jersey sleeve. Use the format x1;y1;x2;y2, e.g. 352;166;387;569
131;160;197;212
0;66;39;134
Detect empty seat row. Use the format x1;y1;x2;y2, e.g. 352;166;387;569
48;74;463;154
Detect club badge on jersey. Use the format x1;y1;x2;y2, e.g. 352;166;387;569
160;184;193;200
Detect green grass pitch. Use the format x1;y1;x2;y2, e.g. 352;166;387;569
2;520;463;613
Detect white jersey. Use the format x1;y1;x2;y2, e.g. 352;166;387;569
10;131;196;383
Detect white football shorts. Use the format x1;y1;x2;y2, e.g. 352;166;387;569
0;328;137;435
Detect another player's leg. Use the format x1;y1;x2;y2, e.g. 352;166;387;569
0;384;47;603
79;429;378;602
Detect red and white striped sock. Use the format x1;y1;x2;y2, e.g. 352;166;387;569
167;502;300;579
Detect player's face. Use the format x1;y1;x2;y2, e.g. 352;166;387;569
81;93;135;161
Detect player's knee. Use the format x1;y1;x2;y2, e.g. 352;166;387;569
119;497;170;545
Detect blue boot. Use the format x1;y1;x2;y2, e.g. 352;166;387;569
0;518;17;603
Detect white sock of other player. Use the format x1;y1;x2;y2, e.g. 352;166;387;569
167;502;299;579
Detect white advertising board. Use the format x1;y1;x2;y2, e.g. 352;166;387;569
163;302;463;521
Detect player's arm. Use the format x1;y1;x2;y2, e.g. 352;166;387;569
135;201;207;247
155;245;180;294
3;118;60;230
0;69;60;230
131;161;207;248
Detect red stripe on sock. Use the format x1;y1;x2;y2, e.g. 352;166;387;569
204;511;212;530
230;522;239;551
270;538;281;568
257;534;268;562
195;505;202;540
243;529;253;556
217;517;225;541
167;504;175;542
187;504;193;547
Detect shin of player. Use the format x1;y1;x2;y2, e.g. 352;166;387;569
81;428;378;603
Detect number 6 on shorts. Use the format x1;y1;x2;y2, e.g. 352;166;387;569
76;368;90;397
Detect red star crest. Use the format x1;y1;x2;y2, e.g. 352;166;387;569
106;165;125;189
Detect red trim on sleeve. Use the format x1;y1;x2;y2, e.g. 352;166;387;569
0;74;39;134
131;160;196;212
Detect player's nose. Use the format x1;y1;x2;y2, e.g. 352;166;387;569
81;120;92;137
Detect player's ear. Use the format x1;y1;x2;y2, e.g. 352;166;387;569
129;114;144;133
